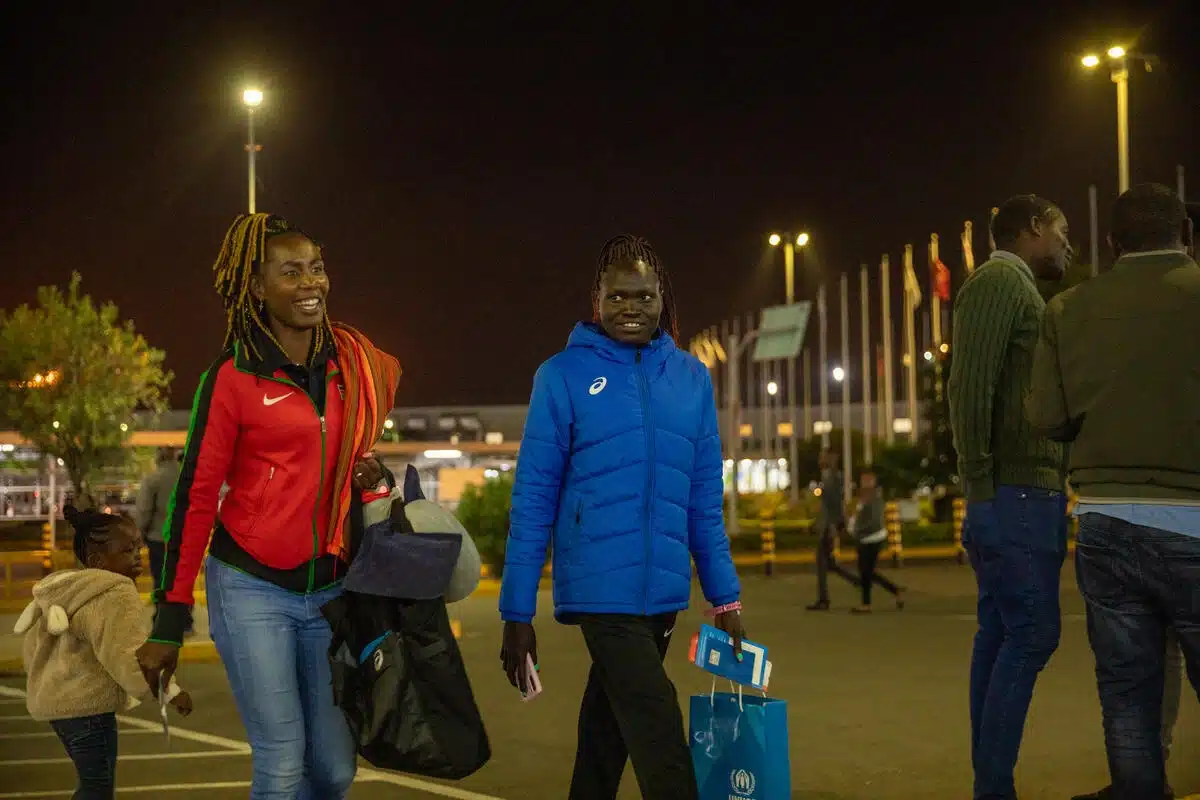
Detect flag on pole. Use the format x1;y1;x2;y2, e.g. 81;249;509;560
903;252;923;308
962;221;975;274
932;256;951;302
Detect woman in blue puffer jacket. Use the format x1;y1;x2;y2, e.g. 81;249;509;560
499;234;745;800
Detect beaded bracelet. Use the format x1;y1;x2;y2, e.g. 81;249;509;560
705;601;742;617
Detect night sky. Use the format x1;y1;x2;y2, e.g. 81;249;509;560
3;3;1197;409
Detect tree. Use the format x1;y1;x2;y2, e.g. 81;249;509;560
455;472;514;574
919;351;957;488
0;273;172;505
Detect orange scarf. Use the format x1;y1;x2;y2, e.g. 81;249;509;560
326;323;402;559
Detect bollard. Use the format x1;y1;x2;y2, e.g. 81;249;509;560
760;512;776;577
885;501;903;567
952;497;967;564
1066;490;1079;541
41;522;53;573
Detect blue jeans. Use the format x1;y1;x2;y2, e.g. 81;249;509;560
964;485;1067;800
1075;513;1200;799
206;557;357;799
50;713;117;799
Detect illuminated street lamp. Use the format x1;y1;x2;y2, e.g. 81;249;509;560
1081;45;1155;193
766;229;813;499
831;366;845;383
243;87;264;213
766;380;778;396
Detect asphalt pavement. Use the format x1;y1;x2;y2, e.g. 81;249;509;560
0;562;1197;799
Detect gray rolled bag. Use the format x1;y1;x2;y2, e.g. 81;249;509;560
348;464;483;604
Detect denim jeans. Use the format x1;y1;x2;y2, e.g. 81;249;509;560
50;712;118;799
1074;513;1200;799
964;485;1067;800
206;556;358;799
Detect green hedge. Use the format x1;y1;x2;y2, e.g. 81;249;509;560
728;521;955;553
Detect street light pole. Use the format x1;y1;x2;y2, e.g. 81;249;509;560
247;109;257;213
1083;46;1152;195
1113;58;1130;193
243;88;264;214
769;231;809;501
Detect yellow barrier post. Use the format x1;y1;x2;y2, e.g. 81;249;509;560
40;523;53;573
760;511;776;577
952;497;967;564
1067;490;1078;541
885;501;903;567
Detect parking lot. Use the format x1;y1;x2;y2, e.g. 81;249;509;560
0;564;1197;799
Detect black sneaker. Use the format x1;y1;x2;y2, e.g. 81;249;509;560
806;601;830;611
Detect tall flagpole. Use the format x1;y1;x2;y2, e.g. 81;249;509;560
1089;185;1101;277
880;255;895;444
876;342;887;447
840;272;852;501
930;234;942;349
903;244;919;440
962;221;975;275
859;264;873;464
802;348;812;442
818;284;830;449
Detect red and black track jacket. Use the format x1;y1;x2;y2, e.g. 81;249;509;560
150;335;355;644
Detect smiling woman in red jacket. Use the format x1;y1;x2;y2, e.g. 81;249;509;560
136;213;399;799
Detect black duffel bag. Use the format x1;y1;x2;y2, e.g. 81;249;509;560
323;592;491;779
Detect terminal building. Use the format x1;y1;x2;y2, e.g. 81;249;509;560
0;401;915;510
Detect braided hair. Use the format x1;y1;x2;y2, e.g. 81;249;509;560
64;505;125;566
592;234;679;341
212;213;333;364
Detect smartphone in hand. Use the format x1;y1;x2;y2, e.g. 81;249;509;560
520;653;542;702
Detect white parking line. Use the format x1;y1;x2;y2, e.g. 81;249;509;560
0;782;252;797
0;686;504;800
0;729;156;740
1;751;239;767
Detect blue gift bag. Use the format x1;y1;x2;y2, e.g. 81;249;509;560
690;685;790;800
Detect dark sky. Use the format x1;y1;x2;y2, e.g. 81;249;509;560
3;2;1197;409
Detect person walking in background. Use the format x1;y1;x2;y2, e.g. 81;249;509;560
498;235;745;800
135;447;179;587
134;447;188;630
947;193;1071;800
1028;184;1200;800
847;468;904;614
807;449;858;611
135;213;399;799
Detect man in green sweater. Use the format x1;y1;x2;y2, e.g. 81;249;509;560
947;194;1070;800
1027;184;1200;800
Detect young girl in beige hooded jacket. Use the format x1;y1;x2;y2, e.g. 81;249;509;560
16;506;192;797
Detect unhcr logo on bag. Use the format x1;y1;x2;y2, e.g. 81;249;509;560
729;767;756;797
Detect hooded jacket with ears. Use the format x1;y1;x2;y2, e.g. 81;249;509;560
16;570;178;721
499;323;740;624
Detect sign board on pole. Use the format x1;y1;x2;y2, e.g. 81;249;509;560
752;302;811;362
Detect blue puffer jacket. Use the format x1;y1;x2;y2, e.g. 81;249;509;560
499;323;741;624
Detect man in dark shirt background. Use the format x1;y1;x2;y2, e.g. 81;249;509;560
1028;184;1200;799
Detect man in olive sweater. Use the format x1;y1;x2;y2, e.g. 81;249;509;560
948;194;1071;800
1028;184;1200;800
